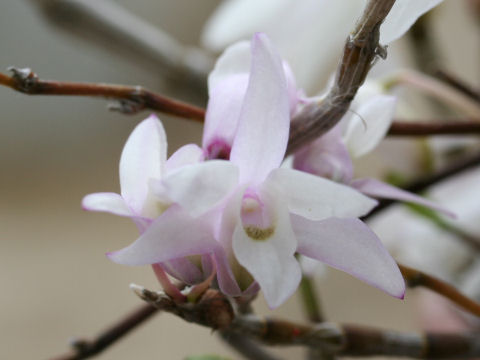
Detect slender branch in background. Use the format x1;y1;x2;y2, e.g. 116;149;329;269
388;120;480;136
406;203;480;252
133;285;480;359
434;70;480;103
364;152;480;219
399;263;480;317
384;70;480;117
299;276;324;323
50;303;159;360
287;0;397;154
29;0;212;93
219;331;282;360
0;68;206;120
299;276;334;360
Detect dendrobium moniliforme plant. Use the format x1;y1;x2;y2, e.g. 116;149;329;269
84;33;406;308
4;0;480;358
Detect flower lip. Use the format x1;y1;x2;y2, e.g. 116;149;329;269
240;188;274;241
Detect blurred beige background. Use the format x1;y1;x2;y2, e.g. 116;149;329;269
0;1;478;359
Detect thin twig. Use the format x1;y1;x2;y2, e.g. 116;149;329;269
435;70;480;103
388;120;480;136
399;263;480;317
134;285;480;359
287;0;397;154
0;68;205;120
29;0;212;90
50;303;159;360
364;152;480;219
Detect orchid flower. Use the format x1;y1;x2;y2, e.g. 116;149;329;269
202;0;444;92
158;33;405;308
82;115;227;285
293;82;455;217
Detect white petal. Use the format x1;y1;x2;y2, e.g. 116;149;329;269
165;144;205;173
201;0;288;52
203;74;249;151
213;247;243;296
230;33;290;184
343;95;397;158
266;168;378;221
381;0;444;44
82;192;132;217
207;40;251;95
156;160;239;218
119;115;167;215
351;178;456;218
232;187;301;308
107;205;218;266
294;216;405;298
202;0;364;93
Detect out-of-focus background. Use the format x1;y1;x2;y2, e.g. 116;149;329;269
0;1;478;359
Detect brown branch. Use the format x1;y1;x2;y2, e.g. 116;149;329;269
388;120;480;136
399;263;480;317
299;264;480;342
134;285;480;359
50;303;159;360
0;68;206;120
363;151;480;219
219;331;282;360
287;0;396;154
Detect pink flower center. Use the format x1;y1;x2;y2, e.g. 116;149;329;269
206;139;231;160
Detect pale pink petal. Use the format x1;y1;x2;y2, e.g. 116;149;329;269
214;247;243;296
265;168;377;221
381;0;444;44
82;192;132;217
119;114;167;215
351;178;456;218
294;215;405;298
207;40;251;94
230;33;290;185
293;125;353;183
155;160;239;218
203;74;249;154
107;205;218;266
343;95;397;158
161;257;204;285
165;144;205;173
232;186;302;308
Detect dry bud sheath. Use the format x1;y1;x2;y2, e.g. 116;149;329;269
287;0;396;154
